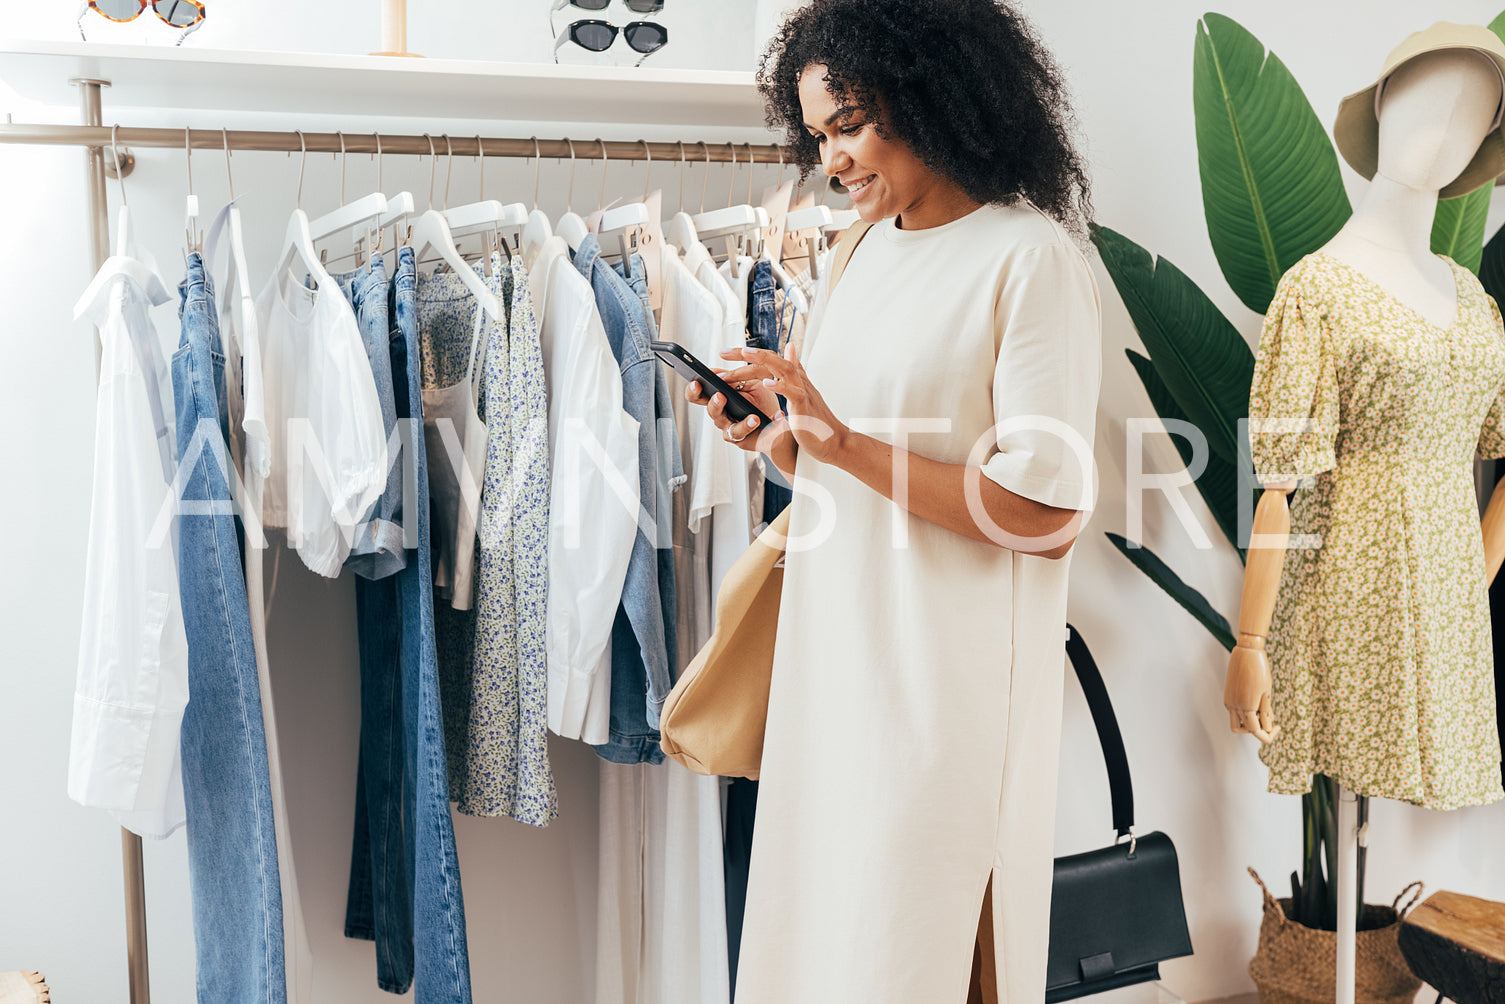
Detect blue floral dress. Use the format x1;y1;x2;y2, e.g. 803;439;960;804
453;254;555;825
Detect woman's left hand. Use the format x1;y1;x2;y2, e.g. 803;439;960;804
718;342;850;465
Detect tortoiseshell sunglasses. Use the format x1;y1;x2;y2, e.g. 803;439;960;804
77;0;206;45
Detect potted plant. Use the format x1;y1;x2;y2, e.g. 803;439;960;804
1092;11;1505;1001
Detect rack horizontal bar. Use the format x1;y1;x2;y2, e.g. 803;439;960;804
0;124;792;163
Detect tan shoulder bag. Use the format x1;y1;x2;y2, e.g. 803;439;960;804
660;219;873;778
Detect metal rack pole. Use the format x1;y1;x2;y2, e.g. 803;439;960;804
71;76;152;1004
0;124;788;163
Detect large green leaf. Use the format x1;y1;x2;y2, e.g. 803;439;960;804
1126;349;1251;560
1482;225;1505;308
1106;532;1236;651
1431;182;1493;275
1193;13;1351;315
1491;9;1505;44
1093;225;1255;465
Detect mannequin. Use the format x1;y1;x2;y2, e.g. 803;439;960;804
1226;48;1505;742
1230;39;1505;1001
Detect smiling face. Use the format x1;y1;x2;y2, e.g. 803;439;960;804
797;64;979;230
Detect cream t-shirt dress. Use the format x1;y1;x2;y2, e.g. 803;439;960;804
735;201;1102;1003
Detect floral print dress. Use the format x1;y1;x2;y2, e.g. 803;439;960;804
420;255;555;826
1249;251;1505;810
453;254;554;825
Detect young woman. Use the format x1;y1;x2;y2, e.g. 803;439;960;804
687;0;1102;998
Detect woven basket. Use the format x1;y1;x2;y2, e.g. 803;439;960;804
1247;868;1422;1004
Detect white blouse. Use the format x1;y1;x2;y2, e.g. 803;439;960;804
257;267;387;577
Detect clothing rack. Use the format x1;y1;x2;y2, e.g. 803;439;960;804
4;74;787;1004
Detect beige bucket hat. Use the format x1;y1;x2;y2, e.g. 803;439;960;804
1333;21;1505;198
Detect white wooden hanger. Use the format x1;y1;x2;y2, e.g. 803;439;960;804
379;190;417;231
73;126;170;320
556;138;591;251
598;140;657;280
308;132;389;263
205;130;254;352
410;209;503;319
446;138;528;240
691;144;769;278
691;143;768;242
599;201;650;241
664;143;703;255
600;141;654;238
826;209;860;231
521;138;554;262
448;199;529;241
786;205;834;233
274;131;338;294
338;131;415;237
436;136;529;279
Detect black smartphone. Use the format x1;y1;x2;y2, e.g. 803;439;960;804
650;340;774;428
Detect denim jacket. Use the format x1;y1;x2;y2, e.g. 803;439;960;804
574;235;682;760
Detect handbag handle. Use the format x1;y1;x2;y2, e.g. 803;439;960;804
1065;624;1134;839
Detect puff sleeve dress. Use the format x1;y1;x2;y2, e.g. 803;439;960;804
1249;251;1505;811
734;202;1102;1003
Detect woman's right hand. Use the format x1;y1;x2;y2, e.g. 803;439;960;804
684;368;783;454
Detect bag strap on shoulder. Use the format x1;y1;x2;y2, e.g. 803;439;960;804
1065;624;1134;839
827;219;873;297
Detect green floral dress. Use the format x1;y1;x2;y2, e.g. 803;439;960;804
1249;251;1505;810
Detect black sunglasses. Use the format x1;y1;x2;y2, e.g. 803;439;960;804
553;19;669;63
556;0;665;12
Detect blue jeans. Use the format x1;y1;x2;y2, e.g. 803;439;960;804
333;254;406;579
173;252;286;1004
344;246;474;1001
746;261;791;522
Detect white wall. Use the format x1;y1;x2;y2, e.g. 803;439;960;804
3;2;1505;1002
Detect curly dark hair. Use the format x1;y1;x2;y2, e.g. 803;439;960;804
757;0;1093;238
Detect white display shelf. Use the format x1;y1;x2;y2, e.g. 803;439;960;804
0;39;771;130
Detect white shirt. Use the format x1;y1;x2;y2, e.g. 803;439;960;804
257;264;387;577
690;250;755;602
661;247;733;534
717;256;752;320
69;249;189;839
596;761;730;1004
529;235;641;744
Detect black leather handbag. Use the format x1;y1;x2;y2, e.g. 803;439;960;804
1045;626;1194;1002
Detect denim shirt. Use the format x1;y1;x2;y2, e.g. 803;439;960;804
573;235;680;759
614;252;683;678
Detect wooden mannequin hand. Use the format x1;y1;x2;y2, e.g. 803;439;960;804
1225;636;1279;745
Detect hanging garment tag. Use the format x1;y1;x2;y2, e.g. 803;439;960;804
783;190;817;276
760;179;793;265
